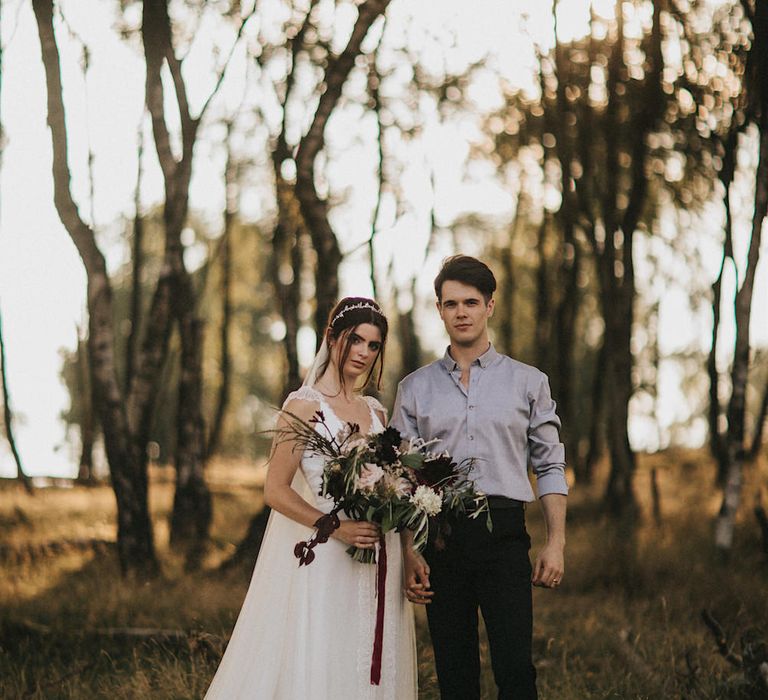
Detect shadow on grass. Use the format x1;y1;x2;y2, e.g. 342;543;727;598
3;458;768;699
0;552;238;700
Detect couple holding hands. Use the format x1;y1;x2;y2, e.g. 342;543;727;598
205;255;568;700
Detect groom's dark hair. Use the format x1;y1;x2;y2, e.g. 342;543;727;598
434;255;496;303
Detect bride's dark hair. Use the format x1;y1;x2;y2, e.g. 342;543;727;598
318;297;388;391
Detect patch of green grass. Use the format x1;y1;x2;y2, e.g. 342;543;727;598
1;452;767;699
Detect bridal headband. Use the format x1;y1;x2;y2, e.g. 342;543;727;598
331;301;384;327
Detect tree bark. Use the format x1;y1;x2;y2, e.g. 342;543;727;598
268;2;319;396
141;0;211;561
396;281;422;379
748;375;768;461
0;4;32;495
170;318;211;570
550;13;582;454
497;241;515;358
368;49;385;299
716;127;768;551
295;0;392;342
0;308;33;494
581;338;606;483
534;212;552;372
601;281;636;516
715;0;768;551
598;0;663;516
124;127;145;397
33;0;158;576
75;331;96;482
206;122;236;459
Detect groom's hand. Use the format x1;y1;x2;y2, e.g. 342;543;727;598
532;542;564;589
403;551;433;605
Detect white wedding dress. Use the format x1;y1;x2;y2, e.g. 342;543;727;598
204;386;417;699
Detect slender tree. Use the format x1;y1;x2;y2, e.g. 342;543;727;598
74;326;96;482
0;308;33;494
206;121;237;460
33;0;250;574
124;126;145;397
294;0;392;343
0;1;32;495
714;0;768;552
708;129;738;483
268;0;319;397
34;0;158;575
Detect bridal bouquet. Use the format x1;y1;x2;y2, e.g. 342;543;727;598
276;409;490;565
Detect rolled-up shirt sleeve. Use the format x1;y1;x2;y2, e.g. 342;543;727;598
528;373;569;497
390;381;419;440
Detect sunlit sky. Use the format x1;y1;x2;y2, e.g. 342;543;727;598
0;0;765;477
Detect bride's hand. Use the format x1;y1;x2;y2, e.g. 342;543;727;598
332;520;381;549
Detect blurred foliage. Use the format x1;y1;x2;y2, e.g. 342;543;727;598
50;0;767;471
59;207;282;464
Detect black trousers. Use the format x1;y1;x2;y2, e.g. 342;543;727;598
424;506;537;700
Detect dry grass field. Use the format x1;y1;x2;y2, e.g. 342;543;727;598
1;452;767;699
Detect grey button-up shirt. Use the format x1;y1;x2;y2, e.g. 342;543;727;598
390;344;568;502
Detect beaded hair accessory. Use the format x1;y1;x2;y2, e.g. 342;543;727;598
330;301;383;327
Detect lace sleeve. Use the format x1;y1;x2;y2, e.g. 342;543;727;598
362;395;388;422
282;386;323;409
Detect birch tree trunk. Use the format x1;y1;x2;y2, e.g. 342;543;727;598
141;0;211;563
33;0;159;576
714;0;768;551
206;123;236;459
75;331;96;482
599;0;663;516
716;127;768;551
0;3;32;495
708;128;738;482
0;309;33;494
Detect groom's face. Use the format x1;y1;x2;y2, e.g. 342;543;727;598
437;280;494;346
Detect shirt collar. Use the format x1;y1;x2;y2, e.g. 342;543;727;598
441;343;499;371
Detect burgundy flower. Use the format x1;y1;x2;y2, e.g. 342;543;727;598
309;410;325;424
375;427;402;464
416;455;458;487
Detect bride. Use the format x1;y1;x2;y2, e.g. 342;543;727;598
204;297;417;699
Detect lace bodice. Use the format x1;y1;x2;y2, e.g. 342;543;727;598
283;386;386;511
283;387;387;422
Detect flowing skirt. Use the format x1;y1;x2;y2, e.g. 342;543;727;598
205;474;417;699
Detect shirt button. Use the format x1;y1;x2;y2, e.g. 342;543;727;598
469;435;474;441
468;405;475;409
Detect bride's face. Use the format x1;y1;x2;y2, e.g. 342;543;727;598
330;323;383;381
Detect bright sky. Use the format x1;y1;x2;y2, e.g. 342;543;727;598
0;0;766;477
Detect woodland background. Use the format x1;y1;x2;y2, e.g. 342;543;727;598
1;0;767;697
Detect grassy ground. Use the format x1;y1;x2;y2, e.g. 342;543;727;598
1;452;767;699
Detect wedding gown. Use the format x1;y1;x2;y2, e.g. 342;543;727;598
204;386;417;699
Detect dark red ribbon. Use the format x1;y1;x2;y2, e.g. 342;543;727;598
370;534;387;685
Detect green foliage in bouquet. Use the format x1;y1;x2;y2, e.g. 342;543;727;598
273;410;490;564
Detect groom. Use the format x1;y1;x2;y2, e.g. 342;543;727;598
392;255;568;700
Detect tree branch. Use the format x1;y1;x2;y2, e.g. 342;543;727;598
295;0;391;339
142;0;177;181
197;6;259;123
